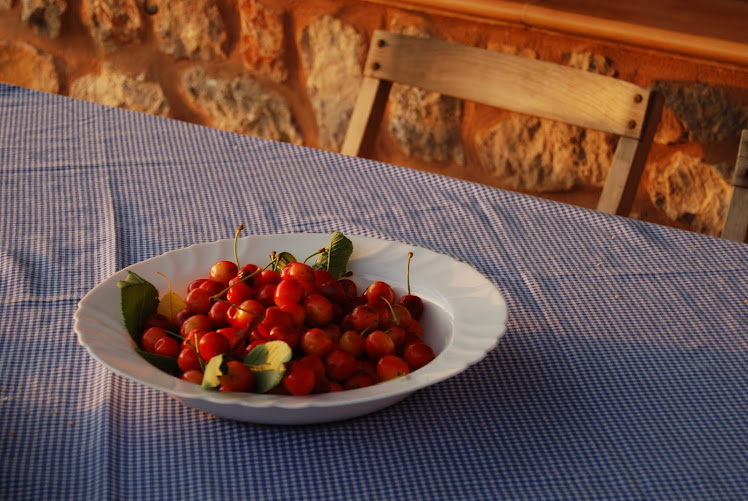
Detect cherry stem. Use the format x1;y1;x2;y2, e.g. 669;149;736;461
209;260;270;302
303;248;326;264
406;252;413;295
233;225;244;269
382;298;401;327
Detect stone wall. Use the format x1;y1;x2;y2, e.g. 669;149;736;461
1;0;747;236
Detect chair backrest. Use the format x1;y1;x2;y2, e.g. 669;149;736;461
721;129;748;242
342;30;663;216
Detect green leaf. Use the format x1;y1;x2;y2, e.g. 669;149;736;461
135;348;180;376
118;271;159;344
313;231;353;279
202;354;228;389
243;343;268;367
243;341;292;393
253;370;285;394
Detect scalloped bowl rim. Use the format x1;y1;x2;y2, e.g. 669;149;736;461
74;233;507;424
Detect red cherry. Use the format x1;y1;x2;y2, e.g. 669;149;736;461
274;278;305;307
325;349;356;382
365;330;395;361
300;328;334;357
141;326;168;353
363;281;395;306
403;342;436;370
198;331;230;361
210;260;238;286
376;355;410;381
153;336;180;358
282;362;316;396
218;361;255;392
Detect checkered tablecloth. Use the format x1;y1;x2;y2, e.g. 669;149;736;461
1;83;747;500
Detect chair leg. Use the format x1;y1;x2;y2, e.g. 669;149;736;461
597;91;664;216
341;77;392;157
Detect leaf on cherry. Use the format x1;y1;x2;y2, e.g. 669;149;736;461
314;231;353;279
243;341;292;393
118;271;159;344
202;354;229;389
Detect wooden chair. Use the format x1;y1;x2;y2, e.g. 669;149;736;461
721;129;748;242
341;30;663;216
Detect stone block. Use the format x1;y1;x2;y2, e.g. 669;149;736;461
0;40;59;93
384;23;464;165
476;115;614;192
653;81;748;144
70;64;170;117
300;15;364;151
22;0;66;39
647;151;730;236
153;0;226;61
80;0;142;51
180;67;301;145
238;0;286;82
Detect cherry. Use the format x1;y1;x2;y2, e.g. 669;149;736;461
226;299;263;330
258;269;281;286
177;346;202;372
338;278;358;298
338;330;365;358
280;261;315;282
363;281;395;306
187;278;208;292
185;287;212;314
300;328;334;357
267;324;300;349
376;355;410;381
282;361;316;396
207;301;230;328
255;282;277;307
274;278;304;307
313;269;336;287
141;326;168;353
256;306;292;338
153;336;180;358
198;331;230;361
397;252;424;319
218;361;255;392
179;314;212;338
181;369;203;385
280;302;306;327
303;293;334;327
347;304;379;332
298;355;326;381
385;325;407;348
198;279;224;297
226;279;253;304
403;342;436;370
344;373;375;390
210;260;238;286
365;330;396;361
325;349;356;382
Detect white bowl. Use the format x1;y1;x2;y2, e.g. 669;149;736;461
74;233;507;425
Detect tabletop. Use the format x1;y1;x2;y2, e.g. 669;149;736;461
1;82;747;500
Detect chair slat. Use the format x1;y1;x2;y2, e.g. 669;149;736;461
365;31;649;138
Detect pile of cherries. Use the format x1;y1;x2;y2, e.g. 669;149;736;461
138;258;436;395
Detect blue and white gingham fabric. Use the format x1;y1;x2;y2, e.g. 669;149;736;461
1;83;747;500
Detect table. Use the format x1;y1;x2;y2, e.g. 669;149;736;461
1;82;747;500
